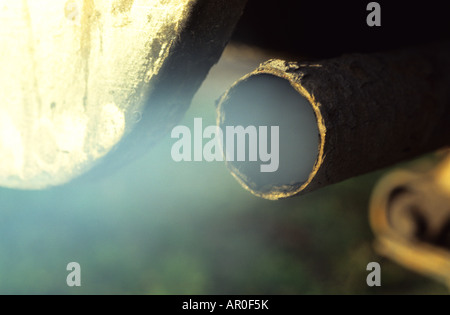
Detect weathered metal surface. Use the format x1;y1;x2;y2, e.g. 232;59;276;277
0;0;247;189
217;43;450;199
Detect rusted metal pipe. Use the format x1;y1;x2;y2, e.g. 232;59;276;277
216;42;450;200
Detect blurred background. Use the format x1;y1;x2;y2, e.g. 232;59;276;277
0;0;449;294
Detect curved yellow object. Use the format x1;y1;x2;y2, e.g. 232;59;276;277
369;160;450;289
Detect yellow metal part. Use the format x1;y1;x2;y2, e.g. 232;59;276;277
370;154;450;288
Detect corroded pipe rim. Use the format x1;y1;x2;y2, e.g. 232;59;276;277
216;60;326;200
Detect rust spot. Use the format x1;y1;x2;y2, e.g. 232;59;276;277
112;0;135;15
80;0;99;108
